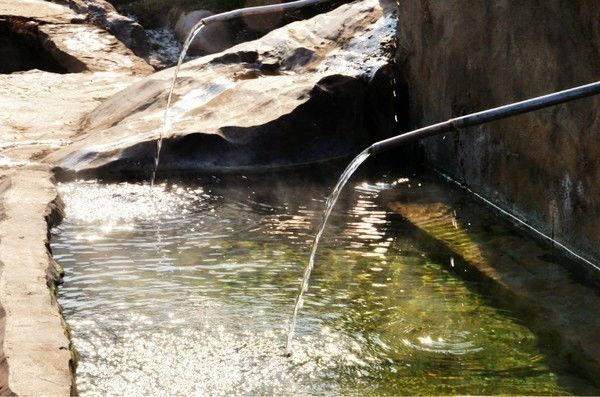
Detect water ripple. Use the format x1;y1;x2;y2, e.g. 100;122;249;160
53;175;593;395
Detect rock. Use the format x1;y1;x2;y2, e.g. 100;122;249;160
0;0;152;167
68;0;152;58
174;10;232;55
47;0;399;176
395;0;600;267
389;175;600;387
0;0;75;23
0;71;144;166
38;23;152;74
0;3;152;394
0;0;153;75
0;168;73;396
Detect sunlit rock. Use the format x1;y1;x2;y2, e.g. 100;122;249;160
0;0;152;168
47;0;399;176
68;0;152;58
0;0;153;75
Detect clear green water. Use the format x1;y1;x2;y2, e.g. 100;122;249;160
53;172;595;395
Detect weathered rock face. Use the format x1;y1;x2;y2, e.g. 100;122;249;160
0;18;69;74
0;168;73;396
0;0;73;22
0;0;153;75
66;0;152;58
0;0;152;168
396;0;600;264
47;0;398;176
0;71;144;167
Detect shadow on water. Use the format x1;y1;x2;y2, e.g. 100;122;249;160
377;168;600;394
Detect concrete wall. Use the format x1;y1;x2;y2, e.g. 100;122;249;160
395;0;600;266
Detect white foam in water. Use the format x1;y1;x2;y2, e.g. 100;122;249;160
145;27;183;66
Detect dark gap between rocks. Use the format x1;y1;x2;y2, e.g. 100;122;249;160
0;17;69;74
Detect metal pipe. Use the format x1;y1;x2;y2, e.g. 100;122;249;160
369;81;600;155
201;0;331;24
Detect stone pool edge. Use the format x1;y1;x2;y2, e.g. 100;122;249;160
0;168;75;396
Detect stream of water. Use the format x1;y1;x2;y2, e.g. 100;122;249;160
151;22;206;187
151;10;381;350
286;149;371;353
149;18;372;351
53;171;596;395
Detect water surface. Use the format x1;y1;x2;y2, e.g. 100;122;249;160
53;171;594;395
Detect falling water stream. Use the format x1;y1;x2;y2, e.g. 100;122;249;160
151;22;206;187
149;3;385;354
286;149;371;353
151;17;374;354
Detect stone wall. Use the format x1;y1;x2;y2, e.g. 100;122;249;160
395;0;600;267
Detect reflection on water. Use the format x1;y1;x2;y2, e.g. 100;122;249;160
53;173;594;395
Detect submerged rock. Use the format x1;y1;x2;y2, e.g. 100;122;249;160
47;0;399;176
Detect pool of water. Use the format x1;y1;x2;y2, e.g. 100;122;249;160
52;170;595;395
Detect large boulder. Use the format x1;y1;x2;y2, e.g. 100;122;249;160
47;0;399;176
0;0;151;168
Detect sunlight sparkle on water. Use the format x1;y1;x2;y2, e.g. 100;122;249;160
53;176;596;395
58;181;205;240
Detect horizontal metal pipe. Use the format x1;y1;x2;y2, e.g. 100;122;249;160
369;81;600;154
201;0;331;24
